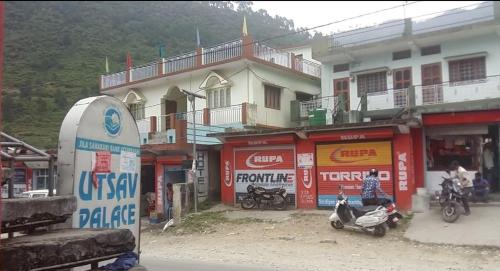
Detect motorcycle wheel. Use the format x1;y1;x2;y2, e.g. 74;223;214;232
442;202;461;223
387;218;398;229
273;195;287;211
373;225;386;237
241;196;256;210
331;221;344;229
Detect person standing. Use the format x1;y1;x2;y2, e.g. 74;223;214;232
166;182;174;220
450;161;472;216
483;143;495;191
361;168;388;206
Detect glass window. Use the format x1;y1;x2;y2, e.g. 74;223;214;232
207;87;231;109
129;103;145;120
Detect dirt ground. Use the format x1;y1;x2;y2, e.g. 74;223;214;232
140;205;500;271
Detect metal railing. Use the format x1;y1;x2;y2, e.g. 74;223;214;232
186;110;204;125
299;96;338;118
253;42;291;68
164;51;196;74
101;71;126;89
130;62;158;82
415;76;500;106
294;58;321;77
209;104;243;125
365;88;409;110
203;39;242;65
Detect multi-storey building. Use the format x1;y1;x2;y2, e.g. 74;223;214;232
216;2;500;210
100;22;321;216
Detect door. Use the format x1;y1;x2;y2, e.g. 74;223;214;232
163;100;177;130
334;78;350;110
421;63;442;104
393;67;412;107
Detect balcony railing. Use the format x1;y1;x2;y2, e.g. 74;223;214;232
294;58;321;78
101;71;126;89
415;77;500;106
299;96;338;118
365;88;409;110
203;39;242;65
101;37;320;90
130;62;158;82
253;42;291;68
165;52;197;74
210;104;243;125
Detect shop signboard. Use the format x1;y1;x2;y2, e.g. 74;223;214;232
234;148;296;204
57;96;141;252
316;141;394;207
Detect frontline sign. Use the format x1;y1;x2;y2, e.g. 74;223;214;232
234;148;296;204
316;141;394;207
57;96;141;252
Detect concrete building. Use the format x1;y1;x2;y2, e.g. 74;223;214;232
99;20;321;217
215;2;500;210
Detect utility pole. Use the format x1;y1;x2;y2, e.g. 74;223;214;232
181;89;205;213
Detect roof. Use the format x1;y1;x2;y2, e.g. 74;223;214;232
208;118;415;139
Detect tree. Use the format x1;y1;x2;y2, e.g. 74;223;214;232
19;84;32;100
54;89;67;109
237;1;253;12
36;97;48;113
2;95;15;122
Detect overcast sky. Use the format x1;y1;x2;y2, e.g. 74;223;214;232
251;1;484;35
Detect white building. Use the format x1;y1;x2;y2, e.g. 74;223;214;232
307;1;500;197
99;21;321;216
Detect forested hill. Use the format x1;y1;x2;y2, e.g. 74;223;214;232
2;1;316;148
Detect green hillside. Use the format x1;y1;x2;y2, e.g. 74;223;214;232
2;1;315;148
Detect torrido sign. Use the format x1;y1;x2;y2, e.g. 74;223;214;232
316;141;394;207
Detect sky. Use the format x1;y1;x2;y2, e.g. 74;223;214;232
251;1;485;35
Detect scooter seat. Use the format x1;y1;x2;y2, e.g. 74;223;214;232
351;207;368;218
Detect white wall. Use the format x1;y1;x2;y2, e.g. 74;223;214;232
284;46;321;65
250;63;321;128
321;34;500;110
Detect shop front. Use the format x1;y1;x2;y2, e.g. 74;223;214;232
422;110;500;195
217;123;416;210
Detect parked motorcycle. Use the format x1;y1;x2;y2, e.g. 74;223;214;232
241;184;287;211
435;176;465;223
329;187;388;237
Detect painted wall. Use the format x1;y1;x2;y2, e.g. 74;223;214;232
320;34;500;110
250;64;321;128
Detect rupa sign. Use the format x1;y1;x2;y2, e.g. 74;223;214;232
57;96;141;252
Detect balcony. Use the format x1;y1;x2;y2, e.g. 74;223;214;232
292;96;340;125
101;37;321;90
141;103;257;146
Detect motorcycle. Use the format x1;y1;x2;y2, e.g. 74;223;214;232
435;176;465;223
241;184;287;211
329;186;388;237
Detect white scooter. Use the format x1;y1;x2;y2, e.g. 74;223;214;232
329;186;389;237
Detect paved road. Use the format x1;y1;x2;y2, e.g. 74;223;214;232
140;256;281;271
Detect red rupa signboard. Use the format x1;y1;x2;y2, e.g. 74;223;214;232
234;148;296;204
92;151;111;188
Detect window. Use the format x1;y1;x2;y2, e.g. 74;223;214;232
265;84;281;110
35;169;49;190
334;63;349;73
421;45;441;56
393;68;412;89
357;71;387;96
393;50;411;60
129;103;145;120
207;87;231;109
449;57;486;83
